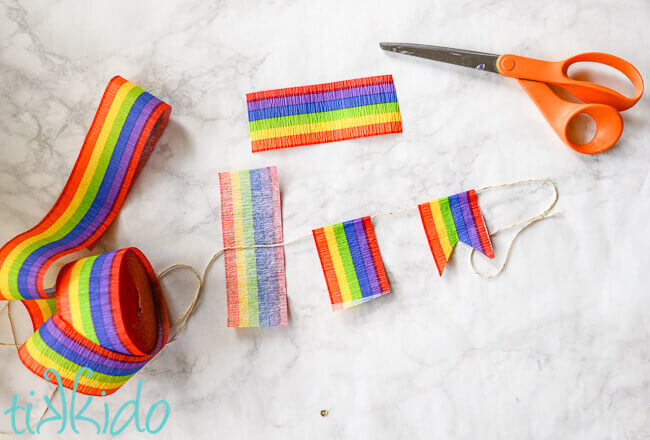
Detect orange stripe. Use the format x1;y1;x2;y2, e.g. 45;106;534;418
251;121;402;152
361;217;389;292
418;203;448;275
468;190;495;258
313;228;342;305
34;98;171;291
218;172;240;327
0;77;124;268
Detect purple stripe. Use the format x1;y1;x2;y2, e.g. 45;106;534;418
247;83;396;111
24;96;160;291
82;96;161;234
97;252;130;354
42;319;147;372
257;168;279;325
353;219;381;297
459;191;482;252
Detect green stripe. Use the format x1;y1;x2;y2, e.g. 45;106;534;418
333;223;363;301
30;332;134;384
45;298;57;314
439;198;459;248
77;257;100;344
9;86;145;295
239;170;260;326
248;101;400;132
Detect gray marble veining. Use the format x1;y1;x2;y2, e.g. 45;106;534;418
1;0;649;438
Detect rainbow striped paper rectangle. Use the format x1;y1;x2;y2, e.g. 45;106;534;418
312;216;390;311
246;75;402;152
418;189;495;276
218;167;288;327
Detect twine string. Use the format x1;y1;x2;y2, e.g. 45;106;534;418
160;178;558;338
470;178;559;278
0;178;558;432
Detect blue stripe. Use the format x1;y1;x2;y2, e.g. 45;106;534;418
459;191;482;252
343;220;373;298
249;169;269;327
257;168;280;326
38;320;144;376
17;92;154;295
449;194;470;246
248;92;398;122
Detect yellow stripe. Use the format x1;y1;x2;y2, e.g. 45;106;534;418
323;226;352;303
0;82;137;297
67;262;85;335
36;300;55;322
250;111;401;141
230;172;248;326
430;200;453;258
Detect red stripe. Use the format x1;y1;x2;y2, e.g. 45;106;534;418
418;203;448;276
129;247;169;344
246;75;394;102
251;120;402;152
20;301;49;332
218;172;240;327
312;228;342;306
468;190;495;258
108;250;141;355
54;260;74;323
34;100;171;296
361;217;390;293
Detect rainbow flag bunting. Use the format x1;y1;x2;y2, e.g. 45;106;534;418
418;189;495;275
312;217;390;311
218;167;288;327
246;75;402;152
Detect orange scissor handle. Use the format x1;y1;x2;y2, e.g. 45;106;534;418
516;78;623;154
497;52;644;111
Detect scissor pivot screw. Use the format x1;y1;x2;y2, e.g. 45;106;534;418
501;57;515;71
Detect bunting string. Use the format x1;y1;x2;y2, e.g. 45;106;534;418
1;178;558;428
150;178;559;332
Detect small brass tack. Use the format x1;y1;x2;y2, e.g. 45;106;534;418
320;409;328;417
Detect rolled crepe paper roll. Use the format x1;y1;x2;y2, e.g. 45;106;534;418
18;248;169;396
0;76;171;307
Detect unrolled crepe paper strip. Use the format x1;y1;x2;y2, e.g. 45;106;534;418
0;76;171;303
418;189;495;275
218;167;288;327
313;217;390;311
246;75;402;152
18;248;169;396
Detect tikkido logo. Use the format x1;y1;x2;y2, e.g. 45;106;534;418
3;368;170;435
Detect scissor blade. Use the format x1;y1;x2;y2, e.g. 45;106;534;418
380;43;500;73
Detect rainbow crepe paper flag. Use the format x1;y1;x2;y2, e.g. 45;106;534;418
218;167;288;327
313;217;390;311
246;75;402;152
418;189;495;275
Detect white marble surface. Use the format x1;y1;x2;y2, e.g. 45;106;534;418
1;0;650;438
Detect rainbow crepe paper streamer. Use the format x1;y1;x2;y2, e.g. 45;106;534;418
218;167;288;327
418;189;494;275
313;216;390;311
246;75;402;152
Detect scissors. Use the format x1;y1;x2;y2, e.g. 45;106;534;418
380;43;644;154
